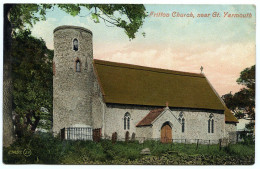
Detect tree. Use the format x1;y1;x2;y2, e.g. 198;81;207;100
11;30;53;137
222;65;255;121
3;4;147;146
9;4;147;39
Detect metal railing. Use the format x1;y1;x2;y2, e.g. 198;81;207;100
61;127;93;140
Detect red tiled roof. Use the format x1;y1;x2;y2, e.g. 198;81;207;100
136;108;165;127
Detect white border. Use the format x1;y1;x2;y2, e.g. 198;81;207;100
0;1;259;169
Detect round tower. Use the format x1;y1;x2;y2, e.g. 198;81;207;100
53;25;94;136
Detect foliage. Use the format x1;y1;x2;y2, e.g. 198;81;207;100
8;4;147;39
222;65;255;122
3;136;255;165
3;133;63;164
234;111;245;119
237;65;255;93
3;3;147;144
242;134;255;145
11;30;53;136
245;122;255;131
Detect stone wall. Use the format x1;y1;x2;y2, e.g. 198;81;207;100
53;26;94;135
105;104;225;142
225;123;237;142
152;108;225;142
136;126;153;139
91;69;106;130
104;104;162;139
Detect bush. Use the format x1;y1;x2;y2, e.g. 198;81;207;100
224;143;255;157
3;132;63;164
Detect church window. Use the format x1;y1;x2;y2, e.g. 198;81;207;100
208;113;214;133
127;117;130;129
208;119;211;133
211;119;214;133
73;38;78;51
124;112;130;130
179;112;185;133
76;59;81;72
182;118;185;133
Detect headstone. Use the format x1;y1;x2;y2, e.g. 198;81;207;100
140;148;151;155
131;132;136;141
139;137;145;144
221;138;229;147
93;128;101;142
125;131;129;142
112;132;117;144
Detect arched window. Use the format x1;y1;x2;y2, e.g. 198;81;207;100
208;113;214;133
179;112;185;133
208;119;211;133
73;39;78;51
124;112;130;130
211;119;214;133
182;118;185;133
76;60;80;72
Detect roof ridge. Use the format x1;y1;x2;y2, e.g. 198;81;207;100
94;59;204;78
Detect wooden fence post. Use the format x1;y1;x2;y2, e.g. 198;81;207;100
219;139;222;150
196;139;199;150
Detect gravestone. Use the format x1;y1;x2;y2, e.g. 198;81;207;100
140;148;151;155
112;132;117;144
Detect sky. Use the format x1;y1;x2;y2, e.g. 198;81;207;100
30;4;256;96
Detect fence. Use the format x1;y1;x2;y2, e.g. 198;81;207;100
101;135;239;150
61;127;102;141
60;128;238;148
61;127;93;140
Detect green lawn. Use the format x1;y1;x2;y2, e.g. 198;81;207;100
3;133;255;165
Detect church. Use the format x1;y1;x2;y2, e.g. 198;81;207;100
52;25;238;143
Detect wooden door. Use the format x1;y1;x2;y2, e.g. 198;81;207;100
161;123;172;143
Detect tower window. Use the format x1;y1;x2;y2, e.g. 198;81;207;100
73;39;78;51
75;59;81;72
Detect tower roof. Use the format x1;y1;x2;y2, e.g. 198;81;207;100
53;25;92;34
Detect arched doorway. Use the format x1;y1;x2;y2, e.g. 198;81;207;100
161;122;172;143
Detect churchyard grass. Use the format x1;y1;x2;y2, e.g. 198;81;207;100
3;133;255;164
